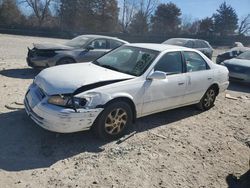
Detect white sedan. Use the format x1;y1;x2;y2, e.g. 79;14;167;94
24;44;229;140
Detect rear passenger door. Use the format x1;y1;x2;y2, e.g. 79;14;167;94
182;51;214;104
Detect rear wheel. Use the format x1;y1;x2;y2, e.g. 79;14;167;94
56;57;76;65
93;101;132;140
197;87;217;111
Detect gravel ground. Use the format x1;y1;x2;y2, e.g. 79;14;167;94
0;34;249;188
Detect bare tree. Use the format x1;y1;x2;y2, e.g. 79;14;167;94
238;14;250;35
19;0;54;26
121;0;136;32
181;14;193;33
121;0;158;33
139;0;158;19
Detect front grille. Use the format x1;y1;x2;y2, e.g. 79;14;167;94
24;98;44;121
28;48;56;58
35;49;56;57
35;86;46;100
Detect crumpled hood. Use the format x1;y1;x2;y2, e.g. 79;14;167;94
33;43;74;50
34;63;135;95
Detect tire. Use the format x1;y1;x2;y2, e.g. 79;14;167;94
92;101;132;140
197;87;217;111
56;57;76;65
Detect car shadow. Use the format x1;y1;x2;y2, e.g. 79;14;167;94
228;82;250;93
0;109;106;171
0;105;202;172
133;105;202;133
226;170;250;188
0;68;40;79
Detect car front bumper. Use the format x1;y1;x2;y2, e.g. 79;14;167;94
24;85;103;133
26;57;56;68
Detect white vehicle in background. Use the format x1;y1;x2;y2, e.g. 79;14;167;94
24;44;229;140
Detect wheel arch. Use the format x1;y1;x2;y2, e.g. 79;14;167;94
56;56;77;65
101;96;137;123
209;83;220;96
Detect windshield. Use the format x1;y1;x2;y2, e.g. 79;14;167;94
236;51;250;60
65;36;91;48
93;46;159;76
163;38;188;46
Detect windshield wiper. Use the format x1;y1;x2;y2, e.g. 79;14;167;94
92;60;100;65
101;64;120;72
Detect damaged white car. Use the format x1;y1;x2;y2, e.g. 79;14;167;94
24;44;229;140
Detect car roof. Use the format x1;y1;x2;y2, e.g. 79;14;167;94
77;34;128;43
166;38;208;42
125;43;191;52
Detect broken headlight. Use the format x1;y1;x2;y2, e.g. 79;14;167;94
48;95;71;107
48;92;102;109
48;95;87;108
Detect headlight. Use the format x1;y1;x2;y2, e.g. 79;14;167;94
48;92;102;109
48;95;89;108
48;95;71;107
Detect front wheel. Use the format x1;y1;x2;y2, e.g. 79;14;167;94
92;101;132;140
197;87;217;111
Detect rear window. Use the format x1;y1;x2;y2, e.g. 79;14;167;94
109;40;124;49
183;51;209;72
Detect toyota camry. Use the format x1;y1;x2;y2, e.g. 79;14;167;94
24;44;229;140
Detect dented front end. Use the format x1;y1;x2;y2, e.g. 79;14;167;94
24;83;103;133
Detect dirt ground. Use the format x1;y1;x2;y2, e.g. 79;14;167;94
0;34;249;188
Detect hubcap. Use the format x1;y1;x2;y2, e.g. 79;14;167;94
105;108;128;135
204;89;215;108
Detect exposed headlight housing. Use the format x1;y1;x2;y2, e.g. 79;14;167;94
47;93;100;109
48;95;71;107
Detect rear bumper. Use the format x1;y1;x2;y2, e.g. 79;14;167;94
219;81;230;93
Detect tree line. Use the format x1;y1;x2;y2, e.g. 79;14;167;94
0;0;249;36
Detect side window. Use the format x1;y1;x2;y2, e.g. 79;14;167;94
88;39;108;49
185;40;194;48
201;41;209;48
195;40;208;48
183;51;209;72
154;52;183;74
109;40;123;49
193;41;201;48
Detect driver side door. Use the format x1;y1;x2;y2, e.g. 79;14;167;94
79;39;110;62
142;51;187;115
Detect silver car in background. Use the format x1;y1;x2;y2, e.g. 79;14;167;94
27;35;129;68
162;38;213;59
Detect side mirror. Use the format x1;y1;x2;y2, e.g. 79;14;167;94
147;71;166;80
86;46;94;51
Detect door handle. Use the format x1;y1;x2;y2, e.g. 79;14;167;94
178;82;185;85
207;78;212;80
